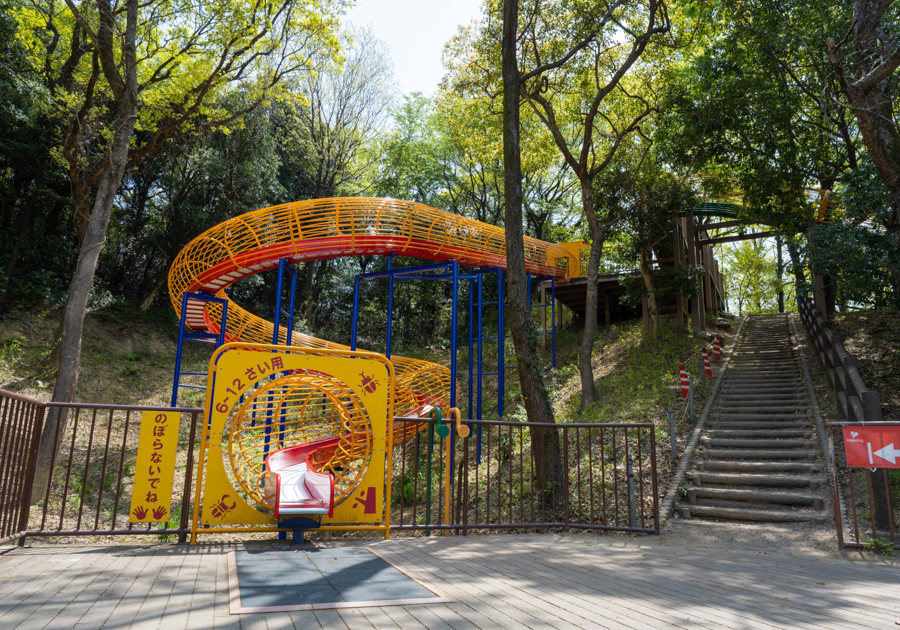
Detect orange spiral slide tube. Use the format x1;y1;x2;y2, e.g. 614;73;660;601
168;197;573;433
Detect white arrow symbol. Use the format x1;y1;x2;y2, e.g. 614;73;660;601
873;443;900;465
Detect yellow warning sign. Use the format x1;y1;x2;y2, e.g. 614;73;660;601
129;411;181;523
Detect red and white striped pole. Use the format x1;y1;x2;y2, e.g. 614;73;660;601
712;333;721;361
702;348;713;378
680;363;690;399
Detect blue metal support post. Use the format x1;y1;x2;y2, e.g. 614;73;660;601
270;259;297;449
551;278;556;367
466;280;481;424
476;273;483;426
351;275;360;351
386;272;394;359
272;259;298;345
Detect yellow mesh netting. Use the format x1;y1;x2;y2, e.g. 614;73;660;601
229;373;371;507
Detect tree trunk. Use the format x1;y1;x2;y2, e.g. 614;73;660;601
577;178;608;408
827;21;900;306
579;247;607;409
639;247;659;338
502;0;564;511
776;237;784;313
32;0;140;500
785;239;806;299
140;271;169;312
33;107;137;501
823;274;836;316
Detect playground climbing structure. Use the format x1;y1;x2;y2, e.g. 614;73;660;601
169;198;573;538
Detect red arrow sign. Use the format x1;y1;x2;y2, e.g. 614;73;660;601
842;426;900;468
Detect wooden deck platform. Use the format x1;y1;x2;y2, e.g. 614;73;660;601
0;534;897;629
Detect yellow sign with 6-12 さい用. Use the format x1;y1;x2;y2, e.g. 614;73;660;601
193;344;394;534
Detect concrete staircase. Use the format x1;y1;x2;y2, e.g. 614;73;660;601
681;314;828;523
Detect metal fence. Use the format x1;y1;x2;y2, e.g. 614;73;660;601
827;422;899;549
798;295;897;549
390;417;659;535
0;390;45;545
16;398;202;544
2;388;660;544
577;246;635;278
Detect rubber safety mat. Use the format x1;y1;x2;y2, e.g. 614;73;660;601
228;547;450;613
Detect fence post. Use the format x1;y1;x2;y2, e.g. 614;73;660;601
689;375;694;420
668;408;677;461
627;454;637;528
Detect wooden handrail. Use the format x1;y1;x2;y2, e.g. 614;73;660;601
796;295;882;424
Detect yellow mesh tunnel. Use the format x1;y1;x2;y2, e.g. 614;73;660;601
228;373;372;507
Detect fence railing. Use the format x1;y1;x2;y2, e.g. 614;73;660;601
797;294;897;548
0;390;45;545
0;396;204;545
390;417;659;535
827;422;899;549
576;246;636;278
2;390;659;544
797;294;882;424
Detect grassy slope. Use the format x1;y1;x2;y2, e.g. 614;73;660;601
830;309;900;421
552;319;729;489
1;304;723;424
0;305;727;471
0;305;215;408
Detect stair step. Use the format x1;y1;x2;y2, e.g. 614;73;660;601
706;421;810;430
713;408;807;414
711;414;808;421
724;380;802;386
701;449;819;460
681;505;826;523
728;368;797;373
688;472;826;489
726;376;800;381
701;438;819;449
716;396;809;410
705;430;811;439
688;487;823;508
697;461;825;473
719;388;800;395
718;394;804;400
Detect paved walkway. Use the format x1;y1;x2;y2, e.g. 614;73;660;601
0;534;898;629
